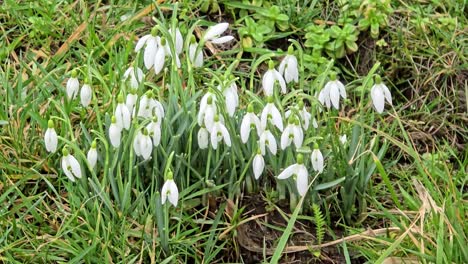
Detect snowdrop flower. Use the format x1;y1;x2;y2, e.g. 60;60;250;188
278;46;299;84
198;126;209;149
259;129;277;155
135;27;160;69
312;118;318;129
277;154;309;196
123;66;144;89
203;22;234;44
339;134;347;145
66;70;79;100
44;119;58;153
261;97;283;132
189;36;203;68
109;116;122;148
218;81;239;117
87;140;98;169
169;27;183;55
311;146;324;173
133;129;153;160
197;92;217;131
318;72;346;110
161;171;179;207
115;94;131;130
210;115;231;150
126;89;138;114
240;104;261;143
137;91;164;119
61;147;82;182
146;116;161;147
80;82;92;107
262;60;287;96
253;151;265;180
280;117;303;150
370;75;392;113
285;101;312;130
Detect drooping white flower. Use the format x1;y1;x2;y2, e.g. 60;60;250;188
87;140;98;169
318;72;346;110
44;119;58;153
311;147;324;173
66;70;79;100
339;134;347;145
259;129;277;156
203;22;234;44
146;117;161;147
261;99;283;132
262;60;287;96
280;119;303;150
161;175;179;207
123;66;144;89
277;154;309;196
285;101;312;131
169;27;184;55
240;105;261;143
253;152;265;180
210;115;231;150
198;126;209;149
126;90;138;114
109;116;122;148
135;28;160;69
137;91;164;119
218;81;238;117
133;129;153;160
370;75;392;114
197;92;218;131
115;94;131;130
61;148;82;182
278;46;299;84
80;83;92;107
189;37;203;68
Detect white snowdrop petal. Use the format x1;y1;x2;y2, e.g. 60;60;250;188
87;148;98;169
273;70;287;93
168;180;179;207
296;165;309;196
220;124;231;147
153;46;166;74
80;84;92;107
311;149;324;173
240;115;251;143
66;78;79;100
211;35;234;44
381;84;392;105
266;131;277;155
371;85;385;113
197;128;209;149
68;155;82;179
144;38;157;69
140;135;153;160
329;83;341;110
262;71;274;96
277;164;297;179
253;154;265;180
337;81;347;99
109;124;122;148
293;126;303;148
204;22;229;41
280;127;291;150
61;156;75;182
270;105;284;131
44;128;58;153
135;35;151;52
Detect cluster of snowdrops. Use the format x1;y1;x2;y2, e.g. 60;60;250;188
43;21;393;208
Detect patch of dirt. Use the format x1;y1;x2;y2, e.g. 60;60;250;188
232;194;364;264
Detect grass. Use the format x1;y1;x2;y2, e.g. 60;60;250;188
1;0;467;263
